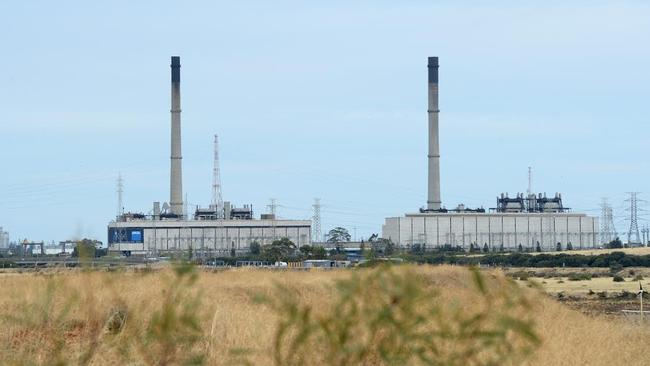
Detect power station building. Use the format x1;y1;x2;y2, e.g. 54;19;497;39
383;57;598;250
107;57;311;255
109;216;311;255
383;212;597;251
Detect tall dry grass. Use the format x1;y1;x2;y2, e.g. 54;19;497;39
0;265;648;365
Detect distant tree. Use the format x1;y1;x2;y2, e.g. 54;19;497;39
312;246;327;259
327;227;351;243
566;242;573;251
556;242;562;252
410;244;424;255
360;241;366;252
382;239;398;255
188;245;193;260
250;241;261;255
606;237;623;249
367;233;379;243
364;247;377;260
382;239;396;256
230;241;236;257
518;244;523;252
499;244;505;252
262;237;296;262
72;239;97;258
535;242;542;253
482;243;490;253
299;245;312;257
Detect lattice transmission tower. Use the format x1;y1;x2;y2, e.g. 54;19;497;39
312;198;321;243
212;134;224;218
600;198;616;244
626;192;641;245
267;198;277;216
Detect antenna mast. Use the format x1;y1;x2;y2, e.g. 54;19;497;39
212;134;224;218
117;173;124;218
527;166;532;197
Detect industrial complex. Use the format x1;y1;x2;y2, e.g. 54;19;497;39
107;57;311;255
101;55;604;254
382;57;598;250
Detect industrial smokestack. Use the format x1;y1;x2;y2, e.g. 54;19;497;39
427;56;441;210
170;56;183;216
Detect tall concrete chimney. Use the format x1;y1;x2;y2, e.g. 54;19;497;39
170;56;183;216
427;56;441;210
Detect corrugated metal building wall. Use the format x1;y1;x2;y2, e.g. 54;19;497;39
382;213;598;251
108;219;311;255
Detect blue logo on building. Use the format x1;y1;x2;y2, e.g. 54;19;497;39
131;230;142;242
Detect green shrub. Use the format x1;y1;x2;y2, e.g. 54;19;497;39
509;270;531;280
613;275;625;282
634;274;644;281
567;273;592;281
618;290;635;299
610;262;623;273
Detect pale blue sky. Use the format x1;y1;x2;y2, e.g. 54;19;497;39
1;1;649;242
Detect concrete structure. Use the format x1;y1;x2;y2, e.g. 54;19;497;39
427;57;441;210
382;56;600;250
383;212;598;250
108;218;311;255
0;227;9;248
170;56;183;216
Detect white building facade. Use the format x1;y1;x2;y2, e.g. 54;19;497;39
108;219;311;255
383;212;599;251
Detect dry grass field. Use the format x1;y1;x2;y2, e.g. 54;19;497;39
0;265;649;365
532;276;648;294
532;246;650;256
